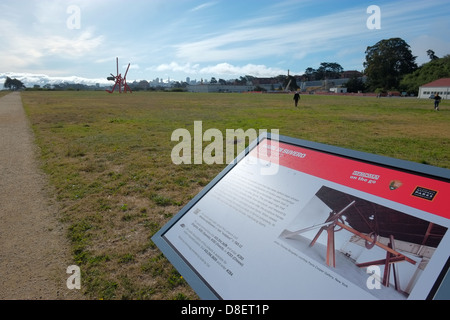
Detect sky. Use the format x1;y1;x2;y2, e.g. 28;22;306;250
1;0;450;87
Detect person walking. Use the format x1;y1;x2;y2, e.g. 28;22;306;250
434;93;442;111
293;91;300;107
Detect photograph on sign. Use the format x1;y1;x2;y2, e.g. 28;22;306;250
152;134;450;300
279;185;447;300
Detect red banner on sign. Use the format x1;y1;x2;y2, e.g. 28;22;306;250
253;140;449;219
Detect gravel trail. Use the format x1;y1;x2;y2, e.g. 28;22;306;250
0;92;81;300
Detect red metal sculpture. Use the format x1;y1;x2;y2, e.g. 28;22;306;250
106;57;132;93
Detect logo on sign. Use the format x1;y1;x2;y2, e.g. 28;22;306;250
389;180;403;190
412;186;437;201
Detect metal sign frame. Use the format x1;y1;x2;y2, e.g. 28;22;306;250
152;133;450;300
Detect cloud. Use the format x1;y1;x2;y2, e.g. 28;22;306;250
151;62;296;78
0;72;110;89
190;1;218;12
173;0;450;67
1;0;449;82
43;30;105;57
0;9;104;71
1;31;104;73
152;62;200;74
127;64;140;70
199;63;292;77
173;7;366;63
0;1;105;73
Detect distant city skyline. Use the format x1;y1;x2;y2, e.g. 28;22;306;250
1;0;450;88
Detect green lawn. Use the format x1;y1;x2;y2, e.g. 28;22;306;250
21;91;449;299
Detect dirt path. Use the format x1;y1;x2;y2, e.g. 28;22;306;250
0;92;82;300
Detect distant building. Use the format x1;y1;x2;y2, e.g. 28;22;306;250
330;87;347;93
187;84;254;93
418;78;450;99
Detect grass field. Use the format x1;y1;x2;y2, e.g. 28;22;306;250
0;91;11;99
21;91;449;300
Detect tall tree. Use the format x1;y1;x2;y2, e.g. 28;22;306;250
364;38;417;91
304;67;317;81
427;49;439;61
3;77;25;90
344;76;366;93
304;63;343;81
316;62;344;80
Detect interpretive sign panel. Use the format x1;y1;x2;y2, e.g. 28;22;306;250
152;133;450;300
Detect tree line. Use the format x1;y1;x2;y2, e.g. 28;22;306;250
229;37;448;94
304;37;449;95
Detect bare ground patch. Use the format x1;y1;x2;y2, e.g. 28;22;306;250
0;92;82;299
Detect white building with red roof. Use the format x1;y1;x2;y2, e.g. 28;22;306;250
418;78;450;99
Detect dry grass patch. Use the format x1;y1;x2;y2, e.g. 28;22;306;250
21;91;449;299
